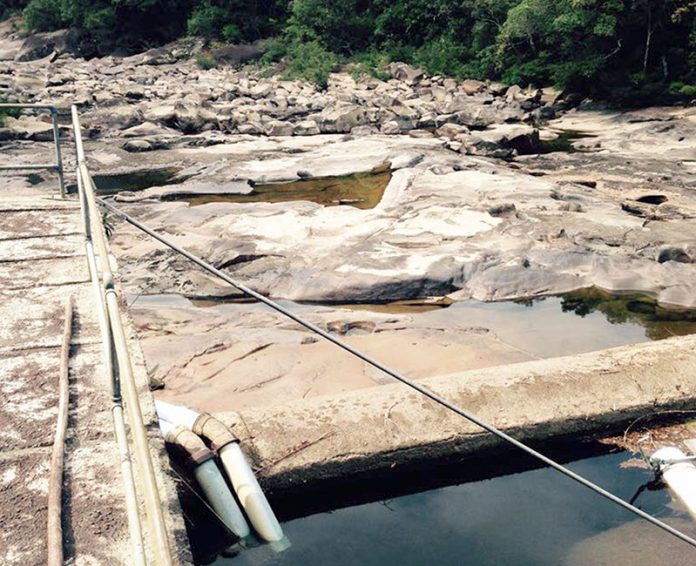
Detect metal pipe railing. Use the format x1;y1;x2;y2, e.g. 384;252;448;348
77;170;146;565
0;103;66;198
71;105;173;565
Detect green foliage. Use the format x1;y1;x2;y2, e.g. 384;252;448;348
4;0;695;103
195;53;216;69
23;0;64;31
186;2;225;38
286;0;373;55
281;40;336;89
349;51;391;81
0;0;29;19
0;98;21;127
669;81;696;96
413;33;467;78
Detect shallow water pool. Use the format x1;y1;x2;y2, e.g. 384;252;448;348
197;451;695;565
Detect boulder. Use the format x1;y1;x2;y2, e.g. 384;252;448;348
265;120;293;136
488;82;509;96
466;124;540;156
435;123;469;140
380;120;402;135
389;63;424;85
293;120;320;136
461;79;487;95
316;104;366;133
139;47;176;66
15;29;74;62
250;82;273;99
122;139;153;152
120;122;179;138
0;115;54;141
213;44;264;66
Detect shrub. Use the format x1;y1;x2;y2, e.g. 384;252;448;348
187;2;225;39
282;40;337;89
414;34;466;78
23;0;64;31
0;96;21;127
195;53;217;69
349;51;391;82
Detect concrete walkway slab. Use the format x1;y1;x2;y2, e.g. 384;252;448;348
0;183;189;564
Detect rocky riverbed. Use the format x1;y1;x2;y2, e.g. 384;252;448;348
2;21;695;411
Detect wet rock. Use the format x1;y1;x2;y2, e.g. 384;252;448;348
488;203;517;217
657;247;693;264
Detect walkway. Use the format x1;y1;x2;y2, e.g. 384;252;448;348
0;176;186;563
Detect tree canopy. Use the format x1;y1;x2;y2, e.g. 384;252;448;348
1;0;694;102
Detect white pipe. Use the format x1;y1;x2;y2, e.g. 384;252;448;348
193;460;251;541
219;443;290;551
652;447;696;520
158;421;251;540
156;400;200;430
156;400;289;549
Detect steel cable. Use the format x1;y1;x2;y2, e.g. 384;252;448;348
100;198;696;551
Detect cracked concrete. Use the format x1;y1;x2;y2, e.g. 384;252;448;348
0;179;189;564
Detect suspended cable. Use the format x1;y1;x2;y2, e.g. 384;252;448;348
100;198;696;551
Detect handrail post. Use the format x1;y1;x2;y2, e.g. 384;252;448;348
0;103;66;198
51;108;66;198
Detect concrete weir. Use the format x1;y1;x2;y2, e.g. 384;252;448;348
0;188;189;563
217;334;696;490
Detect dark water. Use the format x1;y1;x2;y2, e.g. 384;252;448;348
200;451;695;566
67;167;181;195
533;129;596;154
164;171;392;210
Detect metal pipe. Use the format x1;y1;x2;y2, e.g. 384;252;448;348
47;296;72;566
85;240;145;566
0;104;66;198
50;108;66;198
0;164;60;170
73;106;173;564
78;169;145;564
102;199;696;551
105;288;174;565
0;103;61;109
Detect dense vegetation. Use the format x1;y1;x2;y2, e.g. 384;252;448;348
1;1;694;101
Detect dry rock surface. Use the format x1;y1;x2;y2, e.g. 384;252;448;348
2;21;695;411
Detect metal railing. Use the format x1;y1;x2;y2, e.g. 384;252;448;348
71;106;173;565
0;103;66;198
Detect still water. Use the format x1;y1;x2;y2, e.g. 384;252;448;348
201;451;695;565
